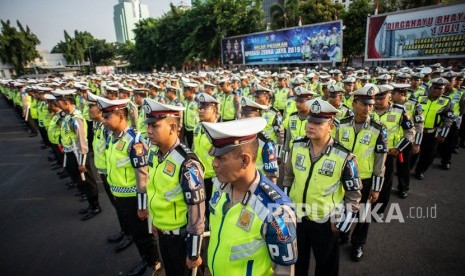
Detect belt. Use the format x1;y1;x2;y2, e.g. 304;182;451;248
424;128;437;134
159;226;186;236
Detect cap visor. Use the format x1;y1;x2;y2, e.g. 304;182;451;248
209;144;237;157
307;116;331;123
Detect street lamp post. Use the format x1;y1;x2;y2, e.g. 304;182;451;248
88;46;94;74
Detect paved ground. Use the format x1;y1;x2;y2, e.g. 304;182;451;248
1;96;465;276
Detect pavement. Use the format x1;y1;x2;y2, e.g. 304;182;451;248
1;96;465;276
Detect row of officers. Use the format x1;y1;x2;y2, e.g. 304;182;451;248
1;69;464;276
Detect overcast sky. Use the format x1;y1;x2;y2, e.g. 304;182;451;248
0;0;191;51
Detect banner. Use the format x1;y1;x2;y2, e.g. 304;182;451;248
222;21;343;65
95;66;115;75
365;3;465;61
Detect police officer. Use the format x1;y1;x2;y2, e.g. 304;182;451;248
409;73;426;99
414;78;454;179
372;84;414;214
391;84;424;198
253;83;284;156
182;82;199;148
342;76;356;109
44;94;65;171
193;93;220;207
118;86;138;130
284;98;362;276
133;88;150;137
273;74;290;114
203;117;297;276
164;84;183;107
218;77;240;121
239;96;280;183
438;71;463;170
97;97;159;275
283;86;316;156
54;89;101;220
143;99;205;276
327;84;354;122
105;85;119;100
335;84;388;262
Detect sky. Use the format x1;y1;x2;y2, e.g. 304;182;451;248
0;0;191;51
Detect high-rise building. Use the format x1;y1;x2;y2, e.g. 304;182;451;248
114;0;149;43
263;0;284;26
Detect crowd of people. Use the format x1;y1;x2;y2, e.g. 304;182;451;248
1;62;464;276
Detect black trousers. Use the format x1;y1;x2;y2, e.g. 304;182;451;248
397;143;412;193
295;219;339;276
158;231;190;276
100;173;126;233
50;143;64;165
460;114;465;146
114;196;157;266
377;155;395;214
64;152;99;209
438;124;458;166
27;116;38;134
87;121;94;151
38;125;50;146
350;179;372;247
415;132;438;175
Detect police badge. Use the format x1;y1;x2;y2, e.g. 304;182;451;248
311;101;321;114
342;129;350;142
237;208;254;232
295;153;306;171
360;132;372;145
318;159;336;176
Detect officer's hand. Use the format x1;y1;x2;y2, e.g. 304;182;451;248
186;256;202;269
78;165;86;173
151;226;158;236
330;223;340;234
437;137;445;143
137;209;148;220
412;144;420;154
369;190;380;203
388;148;399;156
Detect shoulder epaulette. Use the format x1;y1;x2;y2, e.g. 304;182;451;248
392;103;406;112
370;118;383;130
331;140;351;154
293;136;309;144
258;131;271;142
339;117;353;125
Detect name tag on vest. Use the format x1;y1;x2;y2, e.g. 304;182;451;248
318;159;336;177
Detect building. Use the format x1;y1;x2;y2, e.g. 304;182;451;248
0;59;14;79
264;0;284;25
114;0;150;43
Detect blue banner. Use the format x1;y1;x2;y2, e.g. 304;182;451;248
222;21;343;65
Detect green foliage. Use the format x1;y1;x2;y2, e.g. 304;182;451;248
51;30;117;66
130;0;265;70
0;20;41;76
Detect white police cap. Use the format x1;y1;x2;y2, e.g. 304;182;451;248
142;98;184;123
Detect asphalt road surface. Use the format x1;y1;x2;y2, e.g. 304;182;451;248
1;96;464;276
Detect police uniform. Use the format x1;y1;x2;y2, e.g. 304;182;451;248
193;93;220;210
327;84;354;135
415;78;454;179
240;96;279;182
203;117;298;276
133;88;149;138
37;86;53;147
335;85;388;262
54;90;101;220
283;86;316;155
372;84;414;214
218;78;240;121
143;99;205;276
391;84;424;198
119;87;139;129
254;83;284;156
44;94;65;167
97;97;158;275
183;82;200;148
342;76;356;109
438;71;463;170
284;99;362;276
273;74;290;114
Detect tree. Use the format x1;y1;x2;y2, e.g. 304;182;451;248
52;31;117;67
300;0;345;25
0;20;40;76
270;0;300;29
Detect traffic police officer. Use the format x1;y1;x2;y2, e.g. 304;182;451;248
273;74;290;114
414;78;454;179
203;117;298;276
143;99;205;276
97;97;158;275
284;98;362;276
254;83;284;156
218;77;240;121
239;96;279;183
133;88;149;138
391;83;424;198
372;84;414;214
182;82;200;148
335;84;388;262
